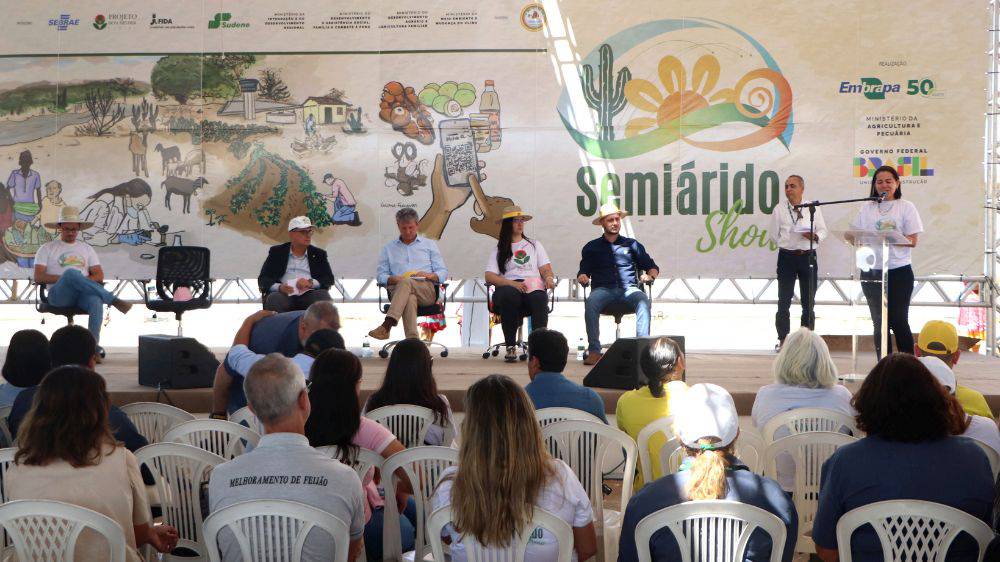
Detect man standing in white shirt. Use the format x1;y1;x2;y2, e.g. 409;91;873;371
770;175;827;350
33;206;131;357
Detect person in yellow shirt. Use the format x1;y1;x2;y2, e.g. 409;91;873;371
914;319;994;419
615;337;687;488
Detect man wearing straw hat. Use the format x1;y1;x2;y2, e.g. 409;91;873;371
577;202;658;365
33;206;132;355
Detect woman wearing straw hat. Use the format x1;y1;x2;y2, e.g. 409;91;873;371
33;206;132;355
484;206;556;362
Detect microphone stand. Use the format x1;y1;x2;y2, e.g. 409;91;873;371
792;195;879;334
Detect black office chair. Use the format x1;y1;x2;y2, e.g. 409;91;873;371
482;281;556;361
580;276;653;359
375;281;449;358
143;246;212;336
35;284;88;326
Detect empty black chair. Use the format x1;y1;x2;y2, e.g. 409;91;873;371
143;246;212;336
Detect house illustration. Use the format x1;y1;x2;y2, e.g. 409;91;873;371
302;93;353;125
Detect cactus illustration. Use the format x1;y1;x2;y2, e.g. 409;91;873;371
580;44;631;141
346;108;363;131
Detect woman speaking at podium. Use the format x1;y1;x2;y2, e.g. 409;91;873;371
851;165;923;356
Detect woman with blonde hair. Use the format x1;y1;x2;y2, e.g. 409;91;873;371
619;384;797;562
430;374;597;561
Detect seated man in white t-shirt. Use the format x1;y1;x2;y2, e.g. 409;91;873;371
208;354;365;561
918;355;1000;455
33;206;132;356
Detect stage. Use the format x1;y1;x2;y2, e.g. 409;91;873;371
64;347;1000;416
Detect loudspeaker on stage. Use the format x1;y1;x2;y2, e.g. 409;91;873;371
138;334;219;389
583;336;686;390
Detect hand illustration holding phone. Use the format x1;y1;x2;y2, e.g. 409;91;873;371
418;154;486;239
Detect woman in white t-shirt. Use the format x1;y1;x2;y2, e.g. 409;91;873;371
751;327;855;490
850;165;923;356
431;374;597;562
485;207;556;362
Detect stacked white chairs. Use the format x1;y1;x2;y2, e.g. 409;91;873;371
120;402;195;443
835;500;994;561
228;406;265;437
0;447;17;549
365;405;436;449
316;445;384;483
763;431;857;554
427;505;573;562
0;499;127;562
164;419;260;460
135;442;225;559
633;500;787;562
761;408;859;444
203;499;351;562
381;446;459;561
541;419;637;562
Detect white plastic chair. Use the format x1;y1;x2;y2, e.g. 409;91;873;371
427;505;573;562
120;402;195;443
634;500;787;562
763;431;857;554
835;499;994;562
0;499;127;562
365;405;436;449
0;447;17;548
658;432;766;479
316;445;384;483
164;419;261;460
969;437;1000;478
203;499;351;562
0;405;12;446
535;407;605;427
761;408;859;444
381;446;459;561
541;419;638;562
135;442;225;559
228;406;265;436
637;417;678;484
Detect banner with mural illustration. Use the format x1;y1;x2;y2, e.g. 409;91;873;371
0;0;984;280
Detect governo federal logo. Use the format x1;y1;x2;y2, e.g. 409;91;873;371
557;18;794;159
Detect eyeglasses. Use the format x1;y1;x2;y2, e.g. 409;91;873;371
60;227;81;232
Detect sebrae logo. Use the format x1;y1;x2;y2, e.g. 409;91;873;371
558;18;793;159
208;12;249;29
93;14;106;30
839;77;937;100
48;14;80;31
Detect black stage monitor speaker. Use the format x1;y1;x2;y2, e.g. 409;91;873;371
139;334;219;389
583;336;686;390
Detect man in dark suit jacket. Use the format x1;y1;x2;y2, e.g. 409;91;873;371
258;216;335;312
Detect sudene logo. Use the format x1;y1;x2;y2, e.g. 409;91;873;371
208;12;249;29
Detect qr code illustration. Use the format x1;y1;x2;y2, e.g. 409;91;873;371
444;141;476;181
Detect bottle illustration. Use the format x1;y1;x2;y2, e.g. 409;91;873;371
479;80;501;150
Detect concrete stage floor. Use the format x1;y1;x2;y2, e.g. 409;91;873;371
64;347;1000;416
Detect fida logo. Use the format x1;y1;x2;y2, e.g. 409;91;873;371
48;14;80;31
208;12;249;29
839;78;936;100
93;14;106;30
557;18;794;159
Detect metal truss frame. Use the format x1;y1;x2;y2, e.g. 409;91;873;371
988;0;1000;355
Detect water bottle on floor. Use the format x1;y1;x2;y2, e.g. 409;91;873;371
362;337;374;358
576;338;585;361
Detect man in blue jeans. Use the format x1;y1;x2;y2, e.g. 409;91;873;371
33;206;132;359
577;202;658;365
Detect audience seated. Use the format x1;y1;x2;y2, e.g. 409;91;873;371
524;328;607;422
751;327;855;489
7;366;178;561
430;374;597;562
208;354;365;561
304;349;416;561
919;355;1000;455
615;336;687;487
363;337;455;446
8;325;147;454
915;320;994;419
813;353;993;562
211;301;341;417
619;383;797;562
0;329;49;410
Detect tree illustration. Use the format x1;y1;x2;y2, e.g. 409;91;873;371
75;88;126;136
258;68;291;102
114;77;136;102
580;44;631;142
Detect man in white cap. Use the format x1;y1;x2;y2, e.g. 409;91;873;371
257;216;334;312
918;355;1000;455
33;206;132;355
619;383;796;562
577;202;659;365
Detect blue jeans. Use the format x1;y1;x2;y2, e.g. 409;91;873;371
365;498;417;561
46;269;116;343
584;286;650;353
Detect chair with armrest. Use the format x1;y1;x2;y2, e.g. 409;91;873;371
375;281;449;358
482;280;557;361
580;275;654;359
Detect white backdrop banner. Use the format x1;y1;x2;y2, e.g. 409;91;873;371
0;0;985;280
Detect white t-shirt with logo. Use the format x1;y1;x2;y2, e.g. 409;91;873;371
431;459;593;562
850;199;923;270
964;415;1000;456
34;239;100;276
486;239;551;281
